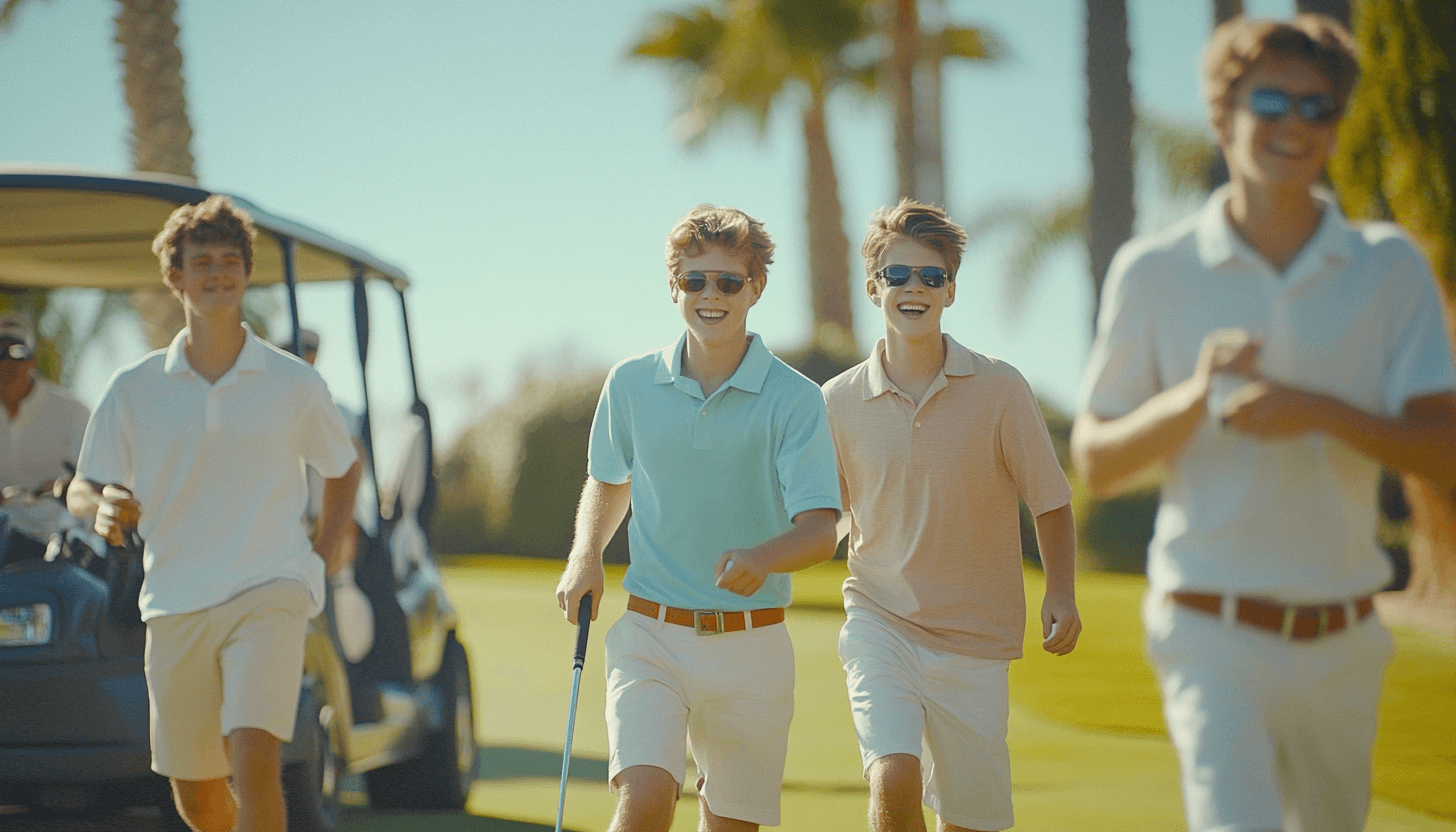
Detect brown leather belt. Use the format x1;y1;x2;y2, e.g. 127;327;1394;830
1170;591;1375;641
627;594;785;635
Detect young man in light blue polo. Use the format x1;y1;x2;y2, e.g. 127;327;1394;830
555;205;841;831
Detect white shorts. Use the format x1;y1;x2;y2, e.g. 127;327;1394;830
838;610;1013;831
144;578;312;781
604;605;794;827
1144;591;1394;832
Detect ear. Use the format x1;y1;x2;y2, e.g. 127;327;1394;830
163;268;184;300
866;277;881;307
746;278;763;309
944;280;956;307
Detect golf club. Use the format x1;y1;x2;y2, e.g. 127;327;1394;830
555;591;593;832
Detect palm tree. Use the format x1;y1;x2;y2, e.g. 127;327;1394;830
630;0;871;360
3;0;195;349
883;0;1003;205
1083;0;1134;332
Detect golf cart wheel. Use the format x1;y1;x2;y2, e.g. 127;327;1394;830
365;633;476;810
282;686;343;832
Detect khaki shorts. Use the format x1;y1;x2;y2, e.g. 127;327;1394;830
604;605;795;827
144;578;312;780
839;610;1013;831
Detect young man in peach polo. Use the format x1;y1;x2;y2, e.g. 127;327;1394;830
822;199;1080;832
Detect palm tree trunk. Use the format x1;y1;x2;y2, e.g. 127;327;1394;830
802;94;856;357
1212;0;1244;25
1294;0;1352;26
115;0;193;348
890;0;918;202
1084;0;1135;331
916;0;947;207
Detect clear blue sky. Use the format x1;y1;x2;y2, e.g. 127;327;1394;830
0;0;1296;447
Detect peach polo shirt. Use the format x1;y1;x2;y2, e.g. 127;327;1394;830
823;336;1071;659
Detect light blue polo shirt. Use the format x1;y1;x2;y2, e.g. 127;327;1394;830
589;332;841;611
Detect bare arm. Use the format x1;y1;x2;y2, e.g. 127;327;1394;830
67;478;141;546
1224;386;1456;490
1072;329;1261;498
313;458;362;576
554;476;631;623
714;508;839;597
1033;504;1080;655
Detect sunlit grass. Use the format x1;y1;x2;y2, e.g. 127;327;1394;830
430;555;1455;830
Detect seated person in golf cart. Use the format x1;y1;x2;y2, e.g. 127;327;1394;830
0;310;90;563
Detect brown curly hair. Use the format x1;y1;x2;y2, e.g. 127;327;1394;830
1202;14;1360;137
151;194;257;278
860;198;966;282
665;205;775;290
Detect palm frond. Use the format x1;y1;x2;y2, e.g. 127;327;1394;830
1135;110;1217;197
939;24;1007;63
964;191;1087;318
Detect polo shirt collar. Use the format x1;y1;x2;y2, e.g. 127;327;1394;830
862;334;977;401
655;330;773;395
1196;184;1357;273
163;322;267;377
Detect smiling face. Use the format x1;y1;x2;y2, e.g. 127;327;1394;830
165;236;251;317
869;235;954;341
672;245;761;349
1217;53;1341;193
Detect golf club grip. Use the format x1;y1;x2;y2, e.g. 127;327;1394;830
573;593;592;669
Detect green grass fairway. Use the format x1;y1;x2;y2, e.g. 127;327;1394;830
423;556;1454;831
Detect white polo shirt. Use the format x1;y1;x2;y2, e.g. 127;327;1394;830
0;377;89;539
1080;186;1456;602
76;325;358;621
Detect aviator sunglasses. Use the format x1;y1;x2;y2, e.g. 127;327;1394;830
674;270;749;295
875;265;950;288
1247;87;1341;124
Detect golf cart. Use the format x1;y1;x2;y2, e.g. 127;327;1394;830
0;168;476;830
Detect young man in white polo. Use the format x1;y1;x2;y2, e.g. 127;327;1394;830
68;195;360;832
555;205;840;831
1072;15;1456;832
823;199;1080;832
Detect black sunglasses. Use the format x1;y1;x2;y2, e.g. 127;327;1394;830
1247;87;1341;124
875;265;951;288
674;271;749;295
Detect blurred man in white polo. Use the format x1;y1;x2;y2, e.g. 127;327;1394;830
1072;15;1456;832
68;196;359;832
0;311;89;562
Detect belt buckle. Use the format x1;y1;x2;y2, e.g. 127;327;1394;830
693;611;724;636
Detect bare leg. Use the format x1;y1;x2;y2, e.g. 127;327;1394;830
868;753;927;832
170;776;235;832
696;773;759;832
608;764;679;832
938;819;994;832
227;727;285;832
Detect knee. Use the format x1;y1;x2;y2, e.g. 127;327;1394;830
610;765;679;831
171;779;234;832
868;753;922;798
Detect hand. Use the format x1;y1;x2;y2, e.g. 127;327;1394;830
96;484;141;546
715;549;768;596
1195;328;1262;389
1221;380;1325;438
1041;593;1081;656
556;558;605;624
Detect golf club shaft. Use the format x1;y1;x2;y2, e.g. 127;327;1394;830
556;592;593;832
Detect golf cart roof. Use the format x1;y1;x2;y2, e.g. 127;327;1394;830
0;166;409;291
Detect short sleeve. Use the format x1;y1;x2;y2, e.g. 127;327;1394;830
774;386;842;519
299;377;358;479
76;375;130;488
587;369;632;485
999;371;1072;516
1079;244;1160;419
1384;250;1456;415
